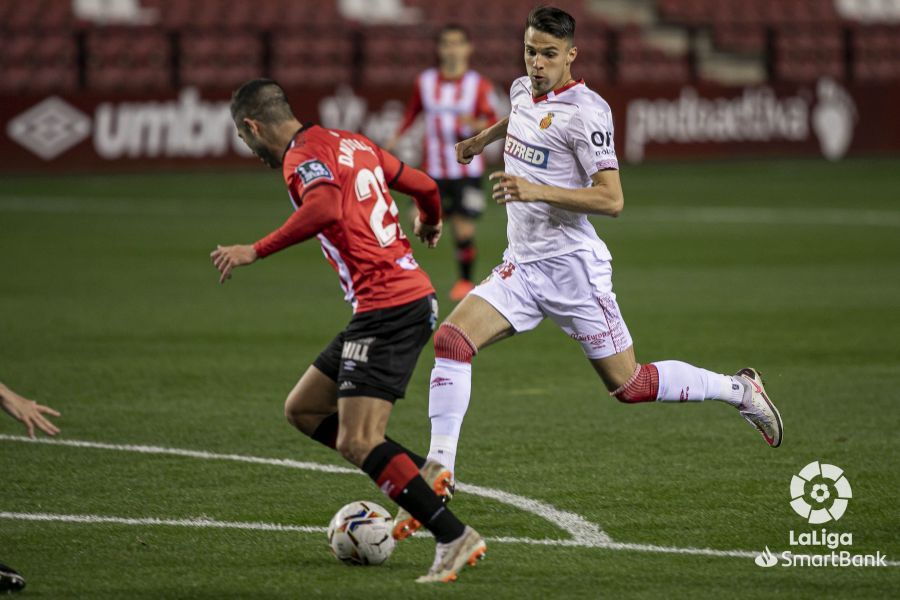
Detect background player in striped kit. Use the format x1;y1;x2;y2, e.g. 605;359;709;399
387;25;498;301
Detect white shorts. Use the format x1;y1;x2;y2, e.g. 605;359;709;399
471;249;633;359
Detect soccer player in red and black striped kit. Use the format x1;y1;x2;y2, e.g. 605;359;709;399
386;25;498;302
211;79;484;584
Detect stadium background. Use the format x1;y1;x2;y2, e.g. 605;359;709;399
2;1;899;598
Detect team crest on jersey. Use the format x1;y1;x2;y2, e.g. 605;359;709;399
539;112;554;129
295;159;334;185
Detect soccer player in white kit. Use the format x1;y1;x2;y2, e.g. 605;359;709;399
391;5;785;540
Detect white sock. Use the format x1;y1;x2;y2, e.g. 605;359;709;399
652;360;745;406
426;357;472;475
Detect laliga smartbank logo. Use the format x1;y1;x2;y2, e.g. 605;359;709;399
754;462;888;568
790;460;852;524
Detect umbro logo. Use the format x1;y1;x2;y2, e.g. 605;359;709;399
7;97;92;160
430;377;453;389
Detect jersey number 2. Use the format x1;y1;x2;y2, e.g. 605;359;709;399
354;167;405;247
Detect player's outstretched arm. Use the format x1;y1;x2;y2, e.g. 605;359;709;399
0;381;61;438
211;185;343;284
489;169;624;217
379;149;442;248
456;117;509;165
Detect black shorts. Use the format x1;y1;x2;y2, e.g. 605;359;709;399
313;294;438;402
435;177;485;219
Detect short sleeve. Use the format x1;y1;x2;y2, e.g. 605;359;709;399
568;103;619;176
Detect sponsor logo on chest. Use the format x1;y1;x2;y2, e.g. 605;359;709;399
504;133;550;169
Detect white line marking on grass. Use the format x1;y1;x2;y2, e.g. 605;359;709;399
0;434;604;545
0;512;752;554
5;512;897;566
0;512;325;534
456;483;609;546
0;434;359;475
4;435;897;565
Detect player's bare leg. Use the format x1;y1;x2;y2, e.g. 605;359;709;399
284;366;338;437
334;396;392;467
449;215;477;301
285;365;429;463
590;347;783;447
337;396;486;582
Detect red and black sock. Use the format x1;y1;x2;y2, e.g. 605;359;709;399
310;412;427;468
361;441;465;544
455;238;476;282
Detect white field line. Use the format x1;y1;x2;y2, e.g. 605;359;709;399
0;512;324;534
0;512;722;553
0;433;359;475
3;195;900;228
457;482;610;545
4;511;897;566
3;435;897;565
0;434;603;544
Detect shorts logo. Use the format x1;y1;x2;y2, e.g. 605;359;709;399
539;112;554;129
339;381;357;391
295;159;334;186
342;338;374;363
495;262;516;280
395;252;420;271
504;134;550;169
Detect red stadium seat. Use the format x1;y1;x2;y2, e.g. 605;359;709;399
775;26;844;82
85;27;171;91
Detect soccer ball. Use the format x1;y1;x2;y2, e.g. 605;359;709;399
327;501;396;566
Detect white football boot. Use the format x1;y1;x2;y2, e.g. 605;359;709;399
392;459;454;541
734;367;783;447
416;526;486;584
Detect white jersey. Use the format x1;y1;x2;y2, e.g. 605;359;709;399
502;76;619;263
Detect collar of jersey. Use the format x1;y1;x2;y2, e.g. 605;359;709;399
531;79;584;104
282;123;314;162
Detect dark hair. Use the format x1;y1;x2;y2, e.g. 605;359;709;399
437;23;469;42
525;5;576;42
230;78;295;130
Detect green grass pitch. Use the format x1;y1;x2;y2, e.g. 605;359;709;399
1;158;898;598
